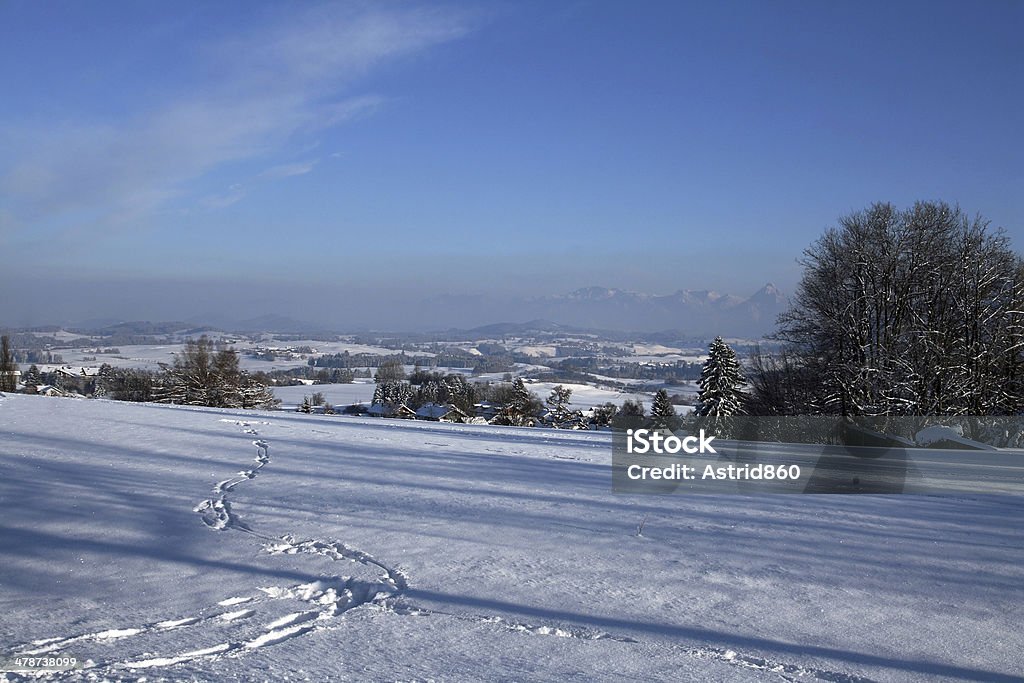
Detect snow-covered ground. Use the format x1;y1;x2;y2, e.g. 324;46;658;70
1;394;1022;681
50;345;180;372
270;382;376;410
523;381;656;411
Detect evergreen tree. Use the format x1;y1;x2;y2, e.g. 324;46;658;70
494;377;537;427
444;373;476;414
0;335;16;392
612;398;645;429
372;380;414;416
238;375;279;410
23;364;41;388
649;388;679;430
695;336;746;419
413;380;440;408
545;385;573;428
590;402;618;429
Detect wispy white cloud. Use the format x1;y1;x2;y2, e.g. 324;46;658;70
260;160;318;180
200;157;320;211
201;184;248;210
0;3;474;231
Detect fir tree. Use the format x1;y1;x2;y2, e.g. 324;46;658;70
611;398;645;429
444;373;476;414
372;380;413;416
590;402;618;429
649;388;678;430
238;375;279;410
545;385;573;428
0;336;16;392
695;336;746;422
23;364;41;388
494;377;537;427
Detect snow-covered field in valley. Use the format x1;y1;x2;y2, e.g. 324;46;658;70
270;382;376;410
1;394;1022;682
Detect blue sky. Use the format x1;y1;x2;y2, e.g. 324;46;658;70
1;0;1022;327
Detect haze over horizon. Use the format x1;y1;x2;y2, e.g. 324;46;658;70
2;1;1021;330
0;277;786;335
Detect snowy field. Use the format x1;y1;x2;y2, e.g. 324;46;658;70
1;394;1023;681
524;382;657;411
270;382;376;410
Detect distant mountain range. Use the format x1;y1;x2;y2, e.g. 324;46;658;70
209;284;788;337
511;283;788;336
60;284;788;337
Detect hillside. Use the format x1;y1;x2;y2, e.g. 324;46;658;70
1;395;1022;681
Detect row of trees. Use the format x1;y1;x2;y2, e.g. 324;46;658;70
669;201;1024;422
680;201;1024;420
749;201;1024;417
92;338;278;409
365;368;698;431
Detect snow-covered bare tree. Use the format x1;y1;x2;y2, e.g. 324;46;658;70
775;201;1024;416
745;346;816;416
154;337;277;409
374;359;406;383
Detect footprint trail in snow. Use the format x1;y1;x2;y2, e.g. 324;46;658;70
6;418;407;679
3;415;877;683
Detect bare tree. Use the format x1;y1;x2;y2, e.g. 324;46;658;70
154;336;277;409
773;201;1024;416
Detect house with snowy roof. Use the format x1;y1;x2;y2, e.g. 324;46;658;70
415;403;470;423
